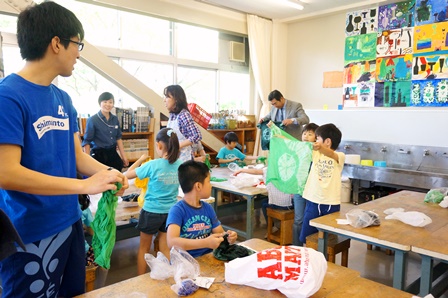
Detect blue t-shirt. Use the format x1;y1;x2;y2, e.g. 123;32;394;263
136;158;182;213
0;74;80;244
216;147;246;167
166;200;221;258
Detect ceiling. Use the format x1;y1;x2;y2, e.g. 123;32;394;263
194;0;395;22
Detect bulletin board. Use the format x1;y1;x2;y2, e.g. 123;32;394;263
343;0;448;108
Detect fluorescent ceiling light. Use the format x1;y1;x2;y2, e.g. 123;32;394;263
284;0;304;10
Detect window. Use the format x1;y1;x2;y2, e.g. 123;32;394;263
176;23;218;63
178;66;217;113
2;46;24;76
218;71;249;112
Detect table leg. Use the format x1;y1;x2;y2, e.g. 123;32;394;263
244;195;254;239
317;230;328;259
419;255;433;296
392;250;407;290
212;187;219;214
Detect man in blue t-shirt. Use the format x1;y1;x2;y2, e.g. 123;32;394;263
0;3;128;297
166;161;237;257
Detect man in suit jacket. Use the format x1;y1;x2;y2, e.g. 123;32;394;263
259;90;310;140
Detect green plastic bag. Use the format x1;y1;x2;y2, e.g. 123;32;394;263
91;183;122;269
266;124;312;195
424;188;447;203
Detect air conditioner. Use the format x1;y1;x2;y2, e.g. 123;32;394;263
229;41;245;62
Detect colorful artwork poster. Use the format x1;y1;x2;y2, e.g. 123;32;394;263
343;60;376;84
375;81;411;107
342;84;359;107
415;0;448;26
376;54;413;82
357;81;375;107
378;0;415;31
412;53;448;80
344;33;377;64
377;27;413;57
411;79;448;106
345;7;378;36
413;22;448;54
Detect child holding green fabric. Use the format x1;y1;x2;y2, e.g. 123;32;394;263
125;128;182;275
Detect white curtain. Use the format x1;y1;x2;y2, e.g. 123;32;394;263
247;15;272;155
0;33;4;78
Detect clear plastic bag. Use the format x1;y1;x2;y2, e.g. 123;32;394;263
144;251;174;280
230;174;261;188
424;188;448;203
345;209;380;228
169;247;200;296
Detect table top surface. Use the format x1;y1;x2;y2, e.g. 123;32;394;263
76;238;411;298
310;190;447;253
210;167;267;196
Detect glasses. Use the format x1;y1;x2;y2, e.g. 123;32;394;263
60;38;84;51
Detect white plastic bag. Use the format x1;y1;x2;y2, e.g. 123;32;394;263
385;211;432;227
345;209;380;228
225;246;327;298
230;174;261;189
144;252;174;280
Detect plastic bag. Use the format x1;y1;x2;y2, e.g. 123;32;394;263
385;211;432;227
424;188;448;203
144;252;174;280
225;246;327;298
170;247;200;296
230;174;261;188
345;209;380;228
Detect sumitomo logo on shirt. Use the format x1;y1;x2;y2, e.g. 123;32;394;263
33;116;69;139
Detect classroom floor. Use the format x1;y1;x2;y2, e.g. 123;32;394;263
102;201;448;298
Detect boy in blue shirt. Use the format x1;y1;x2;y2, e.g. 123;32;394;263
216;132;258;167
166;161;237;257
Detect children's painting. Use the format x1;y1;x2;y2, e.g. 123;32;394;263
377;27;413;57
343;60;376;84
375;81;411;107
413;22;448;54
342;84;358;107
378;0;415;31
357;82;375;107
345;33;377;64
411;79;448;106
412;54;448;80
376;55;413;82
345;8;378;36
415;0;448;26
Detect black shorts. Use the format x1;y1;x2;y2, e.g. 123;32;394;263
136;209;168;235
91;146;123;171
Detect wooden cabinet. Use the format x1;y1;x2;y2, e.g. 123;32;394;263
206;128;256;164
121;132;154;162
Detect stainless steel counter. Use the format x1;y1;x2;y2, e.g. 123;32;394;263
339;141;448;204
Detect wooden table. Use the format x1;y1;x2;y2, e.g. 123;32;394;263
310;190;446;291
76;238;412;298
210;167;267;239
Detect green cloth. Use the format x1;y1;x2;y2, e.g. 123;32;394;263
91;183;122;269
213;235;254;261
210;177;227;182
267;124;312;195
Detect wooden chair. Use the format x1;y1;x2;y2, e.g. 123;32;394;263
266;208;294;245
306;232;351;267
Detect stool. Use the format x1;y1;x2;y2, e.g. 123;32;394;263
85;265;98;292
367;244;393;255
266;208;294;245
306;232;351;267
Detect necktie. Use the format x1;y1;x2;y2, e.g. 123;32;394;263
276;109;283;122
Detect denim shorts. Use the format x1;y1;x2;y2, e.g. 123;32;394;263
136;209;168;235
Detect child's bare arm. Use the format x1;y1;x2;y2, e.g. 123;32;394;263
167;224;225;251
233;168;263;175
313;143;340;163
217;157;239;164
125;154;148;179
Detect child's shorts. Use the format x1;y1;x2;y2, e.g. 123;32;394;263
137;210;168;235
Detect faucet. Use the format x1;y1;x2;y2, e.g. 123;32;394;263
398;149;410;154
381;146;387;153
344;145;351;150
423;149;429;157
